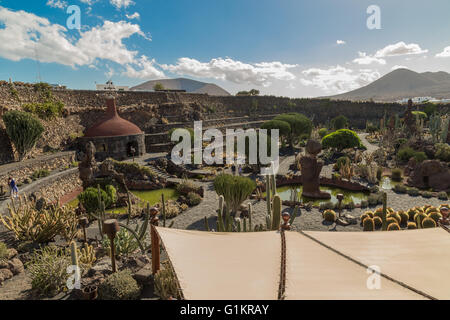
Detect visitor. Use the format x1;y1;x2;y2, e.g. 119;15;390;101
238;166;243;176
231;164;236;175
8;177;18;199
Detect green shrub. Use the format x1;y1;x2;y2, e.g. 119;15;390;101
0;242;7;261
438;192;448;200
261;120;291;141
435;143;450;162
319;201;336;211
3;110;44;160
187;192;202;206
422;191;433;198
422;217;437;229
387;223;400;231
335;156;350;171
331;115;349;130
413;152;427;163
368;193;382;206
391;168;402;182
273;113;313;147
23;100;64;119
407;187;420;197
102;229;139;257
31;169;50;180
98;269;141;300
78;186;116;213
322;210;336;222
360;200;369;209
394;138;408;150
393;184;407;194
154;264;179;300
363;217;375;231
26;246;71;297
344;201;356;210
318;128;328;138
322;129;362;151
397;147;415;162
214;174;256;214
176;179;199;196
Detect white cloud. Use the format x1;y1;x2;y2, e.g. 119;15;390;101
122;55;165;79
79;0;94;4
353;52;386;65
391;65;407;70
336;40;346;45
162;57;297;86
126;12;140;20
46;0;67;9
0;7;150;68
300;65;380;94
436;46;450;58
110;0;134;9
374;41;428;57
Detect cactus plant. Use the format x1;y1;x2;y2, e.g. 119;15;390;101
373;216;382;228
323;210;337;222
387;222;400;231
407;222;417;229
363;217;375;231
271;194;281;230
398;211;409;225
381;192;387;231
428;211;442;224
422;217;437;229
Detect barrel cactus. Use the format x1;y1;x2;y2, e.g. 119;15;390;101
422;217;437;229
407;208;416;221
363;217;375;231
428;211;442;224
407;222;417;229
373;216;382;228
323;210;337;222
360;213;369;224
365;211;374;218
387;222;401;231
388;213;401;224
386;217;397;226
425;206;438;215
414;212;427;226
398;211;409;225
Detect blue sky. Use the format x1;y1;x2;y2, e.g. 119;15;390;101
0;0;449;97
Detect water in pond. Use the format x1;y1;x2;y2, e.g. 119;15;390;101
67;188;179;213
379;177;400;190
270;185;369;206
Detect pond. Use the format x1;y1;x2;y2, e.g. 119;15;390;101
268;185;369;206
379;177;400;190
67;188;179;214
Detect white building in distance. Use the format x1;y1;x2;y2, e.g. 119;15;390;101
96;80;129;91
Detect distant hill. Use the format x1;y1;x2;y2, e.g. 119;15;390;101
327;69;450;102
130;78;231;96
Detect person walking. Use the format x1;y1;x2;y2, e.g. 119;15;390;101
8;177;18;199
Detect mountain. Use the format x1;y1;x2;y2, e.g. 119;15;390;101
327;69;450;102
130;78;231;96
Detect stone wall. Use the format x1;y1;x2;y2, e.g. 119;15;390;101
0;151;76;191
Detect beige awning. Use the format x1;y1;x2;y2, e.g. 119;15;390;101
304;228;450;300
155;227;450;300
284;231;424;300
156;228;281;300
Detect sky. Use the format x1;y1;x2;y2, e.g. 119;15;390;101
0;0;449;97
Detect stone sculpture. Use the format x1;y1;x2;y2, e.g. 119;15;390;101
300;140;331;199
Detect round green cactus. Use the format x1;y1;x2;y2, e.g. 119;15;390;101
398;211;409;225
422;217;437;229
407;208;416;221
428;211;442;224
363;217;375;231
414;212;427;226
323;210;337;222
425;206;438;215
387;222;401;231
388;213;401;224
407;222;417;229
373;216;382;228
386;217;397;226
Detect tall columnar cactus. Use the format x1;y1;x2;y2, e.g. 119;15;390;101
271;194;281;231
265;175;271;227
429;113;442;143
70;241;79;268
441;117;449;143
161;193;166;227
248;203;253;231
270;174;277;197
395;114;400;130
381;192;387;231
